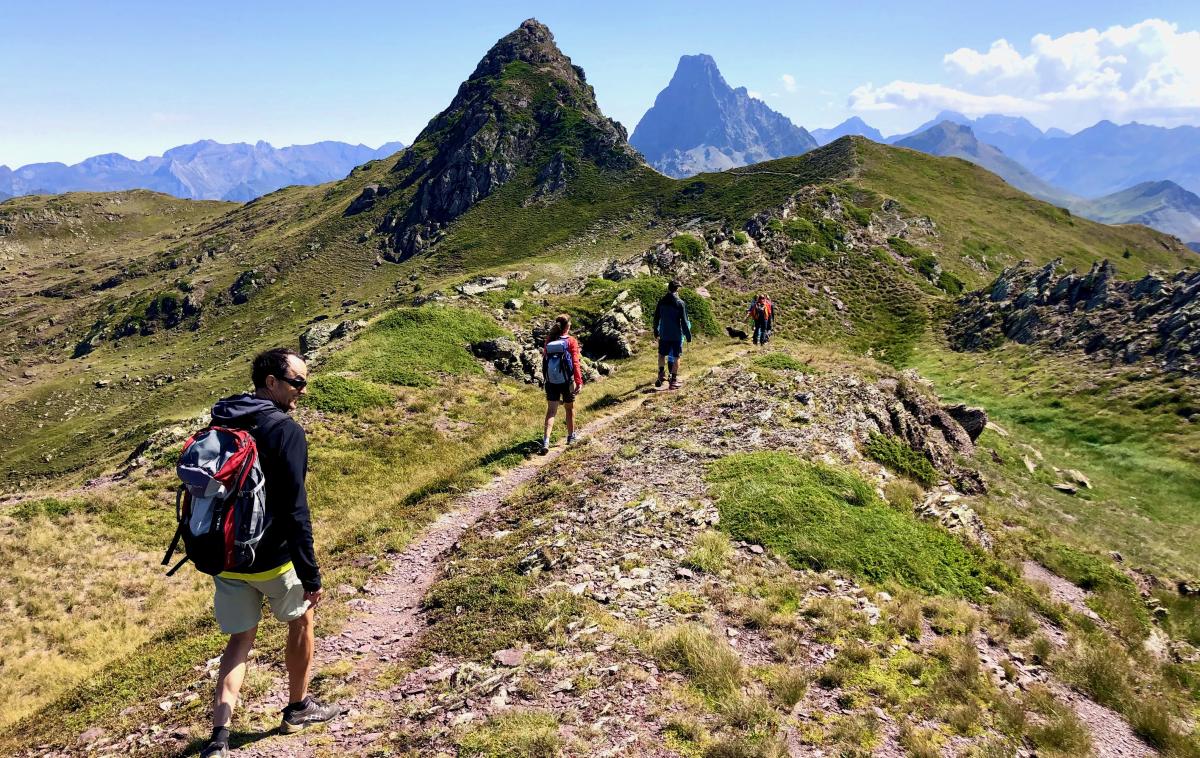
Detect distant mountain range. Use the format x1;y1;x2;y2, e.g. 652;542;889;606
630;54;816;178
0;139;405;202
894;121;1074;206
1075;181;1200;250
811;117;884;145
888;119;1200;246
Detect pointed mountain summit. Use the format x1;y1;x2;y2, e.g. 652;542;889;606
370;18;641;259
629;54;817;178
812;117;884;146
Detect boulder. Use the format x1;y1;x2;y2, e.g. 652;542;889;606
456;276;508;296
584;290;644;359
300;322;338;354
944;404;988;442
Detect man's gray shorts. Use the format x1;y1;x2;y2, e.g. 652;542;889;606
212;565;309;634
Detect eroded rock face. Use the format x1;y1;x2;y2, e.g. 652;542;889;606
950;258;1200;375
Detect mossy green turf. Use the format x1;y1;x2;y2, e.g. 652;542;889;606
708;452;1000;599
864;433;940;487
323;306;506;387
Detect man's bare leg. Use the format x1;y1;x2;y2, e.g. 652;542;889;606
212;626;258;729
286;607;315;704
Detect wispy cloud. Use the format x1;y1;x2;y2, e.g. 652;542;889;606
781;74;797;93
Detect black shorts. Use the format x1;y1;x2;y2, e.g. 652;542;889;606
545;381;576;403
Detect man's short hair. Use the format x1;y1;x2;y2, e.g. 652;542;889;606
252;348;303;388
667;280;681;292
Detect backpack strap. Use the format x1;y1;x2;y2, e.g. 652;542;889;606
161;486;187;568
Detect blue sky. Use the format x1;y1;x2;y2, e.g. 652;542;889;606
3;1;1198;166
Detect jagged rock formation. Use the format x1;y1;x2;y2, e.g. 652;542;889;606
371;19;640;260
949;259;1200;375
630;54;817;178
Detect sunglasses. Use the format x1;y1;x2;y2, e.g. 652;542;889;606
275;374;308;389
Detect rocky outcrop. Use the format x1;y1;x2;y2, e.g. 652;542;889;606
375;19;641;260
582;290;644;359
950;259;1200;375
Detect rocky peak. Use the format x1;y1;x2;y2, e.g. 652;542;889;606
949;259;1200;375
367;18;641;260
629;54;817;178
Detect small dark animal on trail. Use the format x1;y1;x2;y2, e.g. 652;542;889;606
726;326;749;340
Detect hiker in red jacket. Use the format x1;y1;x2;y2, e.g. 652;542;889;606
747;294;774;345
540;313;584;455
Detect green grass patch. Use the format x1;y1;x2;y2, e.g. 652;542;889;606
324;306;506;387
864;433;939;486
457;709;561;757
10;497;88;521
709;453;997;598
751;353;810;373
303;375;392;414
671;233;705;261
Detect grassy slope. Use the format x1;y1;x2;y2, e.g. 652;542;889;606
853;139;1193;287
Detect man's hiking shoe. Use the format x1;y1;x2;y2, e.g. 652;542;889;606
566;433;577;445
669;378;681;390
538;443;550;455
655;372;665;388
280;697;345;734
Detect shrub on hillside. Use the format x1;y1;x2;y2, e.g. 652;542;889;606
671;233;705;261
864;433;939;486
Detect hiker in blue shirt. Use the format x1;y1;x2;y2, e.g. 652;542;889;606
653;280;692;390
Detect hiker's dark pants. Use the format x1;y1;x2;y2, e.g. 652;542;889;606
752;320;771;345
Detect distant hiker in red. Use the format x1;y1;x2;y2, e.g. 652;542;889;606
194;349;344;758
747;294;774;345
540;313;584;455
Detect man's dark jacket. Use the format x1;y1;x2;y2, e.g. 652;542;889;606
210;394;321;591
653;293;693;343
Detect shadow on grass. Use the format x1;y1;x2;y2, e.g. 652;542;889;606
178;725;280;756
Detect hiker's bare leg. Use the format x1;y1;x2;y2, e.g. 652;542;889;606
670;357;680;378
657;355;666;374
564;402;575;436
213;626;258;728
543;401;559;440
286;607;315;704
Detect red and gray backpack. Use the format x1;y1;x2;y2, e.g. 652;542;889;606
161;417;280;576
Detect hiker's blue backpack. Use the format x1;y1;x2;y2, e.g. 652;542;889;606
544;337;574;385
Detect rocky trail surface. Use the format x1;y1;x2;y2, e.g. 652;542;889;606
51;352;1155;757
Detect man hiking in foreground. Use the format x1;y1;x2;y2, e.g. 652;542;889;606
654;280;692;390
200;348;343;758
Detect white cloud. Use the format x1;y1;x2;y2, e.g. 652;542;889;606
781;74;797;93
747;90;764;101
848;81;1042;114
849;18;1200;130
